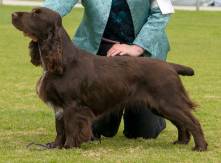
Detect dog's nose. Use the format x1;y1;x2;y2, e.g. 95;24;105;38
12;12;23;19
12;12;18;19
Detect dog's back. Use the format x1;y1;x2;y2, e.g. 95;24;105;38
65;54;194;114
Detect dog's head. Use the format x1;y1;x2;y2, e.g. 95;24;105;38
12;7;64;74
12;7;62;42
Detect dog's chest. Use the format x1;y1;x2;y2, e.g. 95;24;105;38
36;71;47;101
36;72;64;119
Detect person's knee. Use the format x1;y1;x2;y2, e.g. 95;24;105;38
123;121;166;139
92;121;119;138
123;106;166;139
92;110;123;138
101;128;118;137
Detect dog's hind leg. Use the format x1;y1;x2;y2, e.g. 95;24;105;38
151;109;190;145
171;120;191;145
183;111;208;151
159;107;207;151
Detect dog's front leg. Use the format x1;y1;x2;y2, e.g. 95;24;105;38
63;104;94;149
46;117;65;149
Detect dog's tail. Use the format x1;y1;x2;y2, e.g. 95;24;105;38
169;63;195;76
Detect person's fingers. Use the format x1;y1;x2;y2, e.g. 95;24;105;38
107;45;119;56
109;50;121;57
119;51;128;56
107;49;117;57
111;44;122;51
107;44;128;57
107;48;115;57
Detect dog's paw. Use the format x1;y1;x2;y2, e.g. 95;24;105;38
192;143;208;152
46;142;63;149
64;137;80;149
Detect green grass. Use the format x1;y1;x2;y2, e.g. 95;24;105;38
0;5;221;162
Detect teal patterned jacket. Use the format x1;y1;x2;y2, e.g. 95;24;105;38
43;0;171;60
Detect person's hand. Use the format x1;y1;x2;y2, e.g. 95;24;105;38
107;44;144;57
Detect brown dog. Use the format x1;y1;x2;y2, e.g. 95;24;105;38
12;7;208;151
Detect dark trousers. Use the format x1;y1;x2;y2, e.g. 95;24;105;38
92;41;166;139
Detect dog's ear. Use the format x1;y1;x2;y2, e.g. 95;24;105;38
29;41;41;66
44;23;64;75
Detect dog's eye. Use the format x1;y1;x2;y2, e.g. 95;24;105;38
34;9;41;14
32;9;41;16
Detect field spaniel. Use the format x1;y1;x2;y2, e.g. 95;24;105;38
12;7;207;151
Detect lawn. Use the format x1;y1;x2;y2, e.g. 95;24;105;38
0;5;221;163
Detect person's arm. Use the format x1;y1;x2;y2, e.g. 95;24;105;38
107;0;174;58
107;10;171;58
133;0;174;58
42;0;79;17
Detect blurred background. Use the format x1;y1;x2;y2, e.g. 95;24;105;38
173;0;220;6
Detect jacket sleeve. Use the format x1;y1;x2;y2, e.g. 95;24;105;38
42;0;79;17
133;7;172;59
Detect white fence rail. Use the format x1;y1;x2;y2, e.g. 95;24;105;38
1;0;221;11
2;0;42;6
